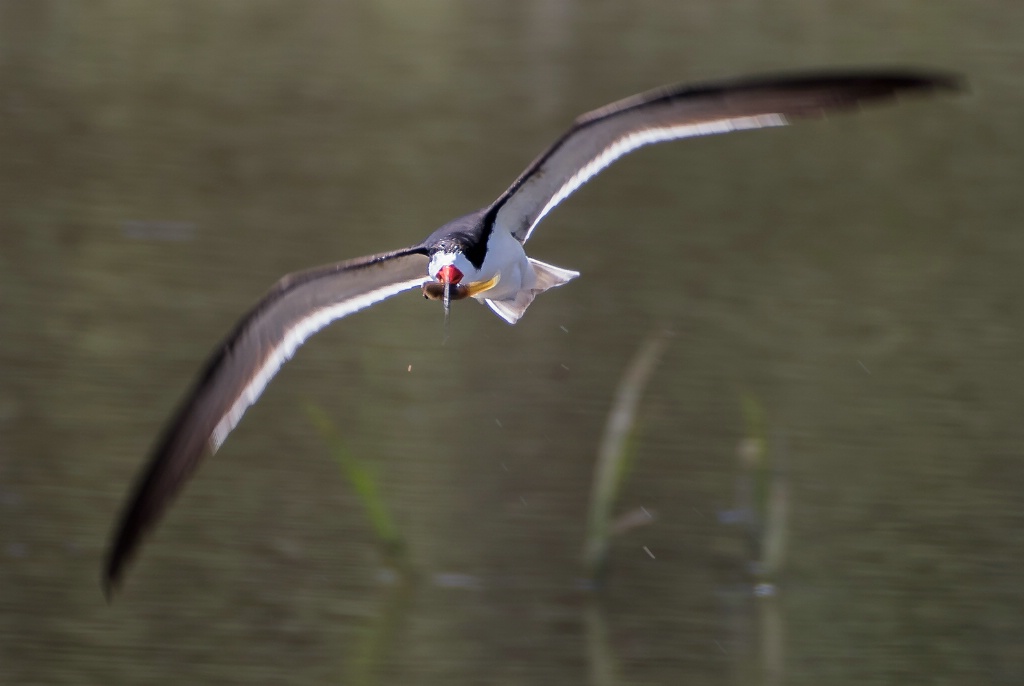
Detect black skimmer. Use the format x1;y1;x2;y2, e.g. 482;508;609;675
104;69;958;593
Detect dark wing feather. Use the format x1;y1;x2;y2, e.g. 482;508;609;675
489;70;960;242
104;247;429;594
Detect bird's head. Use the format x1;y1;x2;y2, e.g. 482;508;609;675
423;250;474;303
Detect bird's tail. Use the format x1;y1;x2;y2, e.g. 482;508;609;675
485;258;579;324
530;258;580;293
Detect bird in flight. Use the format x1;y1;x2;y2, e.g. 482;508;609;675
104;68;959;594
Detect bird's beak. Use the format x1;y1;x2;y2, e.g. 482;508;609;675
437;265;462;327
421;273;500;302
442;279;452;327
422;273;500;299
423;261;500;325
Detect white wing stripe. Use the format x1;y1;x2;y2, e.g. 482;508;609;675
522;113;788;241
210;275;429;450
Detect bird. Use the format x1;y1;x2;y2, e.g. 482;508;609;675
103;68;959;594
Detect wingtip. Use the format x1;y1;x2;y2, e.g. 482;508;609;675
727;67;967;100
893;68;966;94
102;518;138;601
102;553;123;601
797;67;967;99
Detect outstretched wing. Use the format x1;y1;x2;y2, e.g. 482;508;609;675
488;70;959;243
104;247;429;593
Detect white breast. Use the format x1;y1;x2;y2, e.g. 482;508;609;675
476;229;534;301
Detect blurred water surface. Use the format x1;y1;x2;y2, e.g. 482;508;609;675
1;2;1021;684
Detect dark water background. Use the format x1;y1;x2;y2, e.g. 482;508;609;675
2;2;1021;684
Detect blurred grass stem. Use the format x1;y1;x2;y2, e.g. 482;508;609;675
583;331;669;581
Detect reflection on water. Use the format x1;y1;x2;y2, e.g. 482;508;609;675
2;2;1022;684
